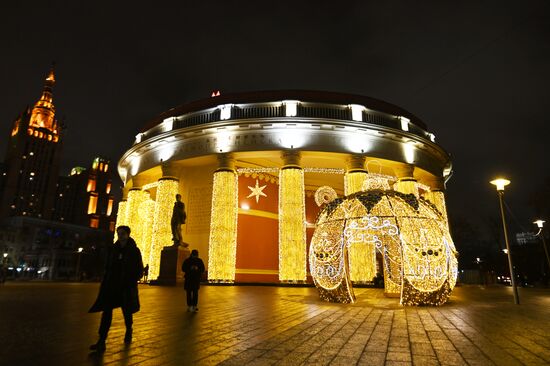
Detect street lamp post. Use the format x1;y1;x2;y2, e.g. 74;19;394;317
534;220;550;271
76;247;83;281
2;253;7;283
490;178;519;305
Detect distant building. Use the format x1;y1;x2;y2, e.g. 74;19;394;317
0;216;112;280
0;66;62;220
53;157;116;232
0;67;116;280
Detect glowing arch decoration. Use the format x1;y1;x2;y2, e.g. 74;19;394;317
309;189;458;306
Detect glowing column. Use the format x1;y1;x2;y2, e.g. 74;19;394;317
344;155;377;283
422;177;449;226
394;163;418;197
115;200;127;228
126;186;150;256
208;153;238;282
149;177;180;280
385;163;418;297
279;150;306;282
139;198;156;268
344;155;368;195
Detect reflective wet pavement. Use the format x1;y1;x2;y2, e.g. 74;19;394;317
1;283;549;365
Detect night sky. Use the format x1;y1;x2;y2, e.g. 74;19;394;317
1;1;549;237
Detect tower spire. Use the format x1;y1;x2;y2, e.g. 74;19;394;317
29;64;57;131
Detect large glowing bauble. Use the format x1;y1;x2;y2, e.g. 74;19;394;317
309;189;458;306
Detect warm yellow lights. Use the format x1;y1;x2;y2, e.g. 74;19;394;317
114;200;127;241
310;190;458;306
149;178;179;280
139;198;155;269
344;171;377;283
106;198;114;216
87;194;98;214
126;189;150;258
490;178;510;191
344;171;367;196
208;170;238;281
534;220;545;229
87;178;96;192
279;167;306;281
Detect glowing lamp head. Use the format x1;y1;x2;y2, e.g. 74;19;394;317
534;220;545;229
490;178;510;191
3;253;7;258
78;247;83;253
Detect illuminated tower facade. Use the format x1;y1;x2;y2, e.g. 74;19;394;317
53;157;116;232
0;67;63;220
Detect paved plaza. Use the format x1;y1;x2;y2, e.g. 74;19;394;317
1;283;550;365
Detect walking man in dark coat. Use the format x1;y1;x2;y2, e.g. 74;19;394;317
89;225;143;352
182;249;205;312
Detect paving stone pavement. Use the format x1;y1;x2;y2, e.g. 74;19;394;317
1;282;550;365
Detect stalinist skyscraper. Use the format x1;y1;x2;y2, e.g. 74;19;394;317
0;66;63;220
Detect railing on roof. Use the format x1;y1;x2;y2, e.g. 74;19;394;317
135;101;434;145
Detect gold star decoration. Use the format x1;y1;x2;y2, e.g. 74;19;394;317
247;179;267;203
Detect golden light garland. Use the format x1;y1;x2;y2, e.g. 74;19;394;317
149;178;179;280
309;189;458;306
314;186;338;207
393;180;419;197
423;190;449;227
236;167;345;175
363;174;393;191
279;167;306;281
207;170;238;281
114;200;127;241
139;198;155;268
344;171;377;283
126;189;150;255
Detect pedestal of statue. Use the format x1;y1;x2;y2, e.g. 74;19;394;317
154;243;191;286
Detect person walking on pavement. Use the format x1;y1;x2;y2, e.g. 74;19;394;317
88;225;143;352
142;264;149;283
182;249;205;312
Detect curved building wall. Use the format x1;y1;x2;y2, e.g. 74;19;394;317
117;92;452;283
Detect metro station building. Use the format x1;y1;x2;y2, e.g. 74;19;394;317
116;91;453;284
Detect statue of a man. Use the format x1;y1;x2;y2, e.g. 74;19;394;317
171;194;186;246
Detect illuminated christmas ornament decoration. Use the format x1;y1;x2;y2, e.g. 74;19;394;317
315;186;338;207
279;167;306;281
208;169;238;281
247;179;267;203
309;189;458;306
149;178;179;280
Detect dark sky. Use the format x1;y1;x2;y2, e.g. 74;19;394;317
1;1;549;235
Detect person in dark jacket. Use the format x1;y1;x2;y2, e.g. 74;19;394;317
88;226;143;352
181;249;205;312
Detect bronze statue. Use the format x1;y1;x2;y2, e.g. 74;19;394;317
171;194;186;246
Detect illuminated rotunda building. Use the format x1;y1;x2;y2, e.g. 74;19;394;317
117;91;456;300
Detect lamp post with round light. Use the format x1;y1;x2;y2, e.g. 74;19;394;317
490;178;519;305
533;220;550;272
